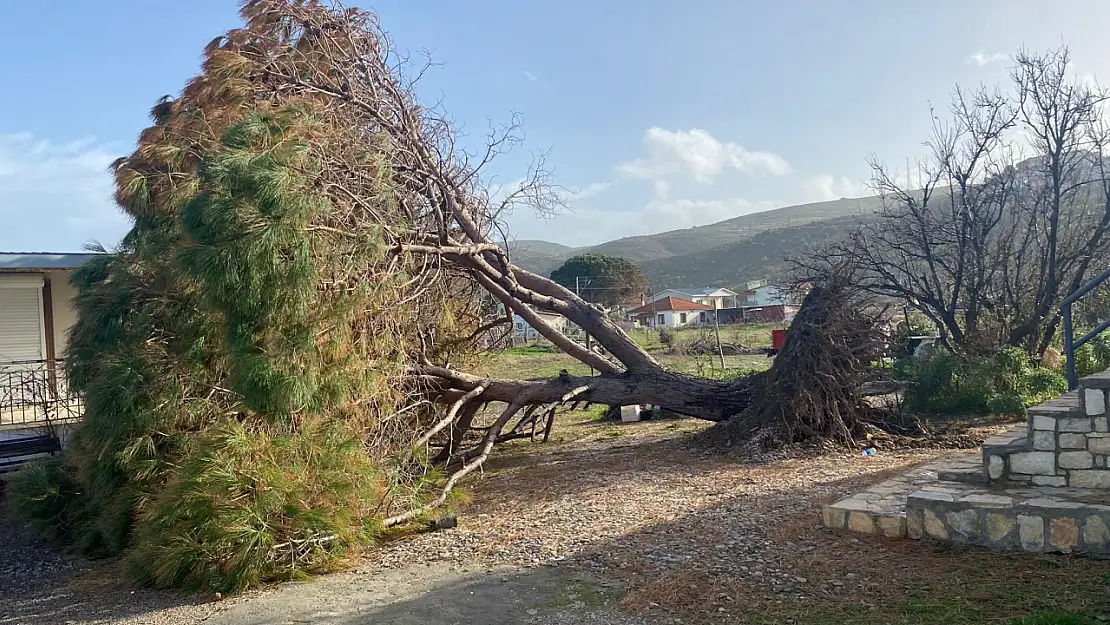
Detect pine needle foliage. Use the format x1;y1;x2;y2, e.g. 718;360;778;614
7;2;483;594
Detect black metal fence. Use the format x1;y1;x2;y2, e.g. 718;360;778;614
0;359;83;428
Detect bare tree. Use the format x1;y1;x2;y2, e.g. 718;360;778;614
823;47;1110;355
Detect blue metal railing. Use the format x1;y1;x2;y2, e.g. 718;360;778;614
1063;266;1110;389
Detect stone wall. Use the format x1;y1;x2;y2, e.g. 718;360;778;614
906;489;1110;553
984;385;1110;488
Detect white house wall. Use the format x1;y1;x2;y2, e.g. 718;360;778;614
46;271;79;358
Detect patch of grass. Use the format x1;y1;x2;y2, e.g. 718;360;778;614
1011;613;1099;625
623;521;1110;625
629;322;786;352
657;353;771;376
547;578;613;610
479;351;594;380
479;347;772;382
502;344;560;356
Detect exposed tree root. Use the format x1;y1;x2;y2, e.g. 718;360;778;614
704;267;889;451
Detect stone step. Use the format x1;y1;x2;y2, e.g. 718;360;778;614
1027;391;1081;416
823;452;979;538
1080;369;1110;390
981;424;1031;482
937;465;989;485
825;450;1110;554
907;483;1110;553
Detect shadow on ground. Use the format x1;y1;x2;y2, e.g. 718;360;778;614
202;563;624;625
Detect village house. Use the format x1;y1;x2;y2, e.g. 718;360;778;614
648;287;738;310
0;252;101;467
512;309;570;339
737;280;807;322
626;296;714;328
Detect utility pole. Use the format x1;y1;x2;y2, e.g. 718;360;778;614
713;300;725;369
576;276;594;375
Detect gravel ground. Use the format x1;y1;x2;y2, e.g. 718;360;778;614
362;424;952;620
0;417;986;624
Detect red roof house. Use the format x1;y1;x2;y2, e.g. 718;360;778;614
627;297;714;328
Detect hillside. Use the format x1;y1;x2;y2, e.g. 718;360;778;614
505;194;883;286
500;240;581;277
637;215;859;288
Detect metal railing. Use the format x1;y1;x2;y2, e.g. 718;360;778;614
0;359;83;428
1063;266;1110;389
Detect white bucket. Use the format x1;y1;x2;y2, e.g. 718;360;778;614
620;405;642;423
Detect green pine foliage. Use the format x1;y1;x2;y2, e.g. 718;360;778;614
7;15;467;593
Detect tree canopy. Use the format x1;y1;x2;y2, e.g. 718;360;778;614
549;253;649;307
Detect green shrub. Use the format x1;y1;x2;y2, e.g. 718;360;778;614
1021;367;1069;404
904;348;1068;416
986;393;1027;417
123;421;405;593
1075;333;1110;377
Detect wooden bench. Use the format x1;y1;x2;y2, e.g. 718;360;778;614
0;435;61;472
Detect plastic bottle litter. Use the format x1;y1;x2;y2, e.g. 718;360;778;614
861;448;877;456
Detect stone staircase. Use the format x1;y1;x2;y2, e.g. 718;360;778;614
824;369;1110;553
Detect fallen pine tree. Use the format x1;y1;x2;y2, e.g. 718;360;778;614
7;0;893;594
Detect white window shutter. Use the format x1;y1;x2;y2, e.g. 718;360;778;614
0;284;45;363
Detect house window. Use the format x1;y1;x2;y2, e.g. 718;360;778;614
657;314;665;325
679;313;687;324
699;312;706;323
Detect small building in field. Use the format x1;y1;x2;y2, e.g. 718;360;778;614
627;296;714;328
513;309;569;339
742;305;800;323
736;281;808;323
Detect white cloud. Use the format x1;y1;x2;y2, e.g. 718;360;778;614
647;197;777;229
616;127;792;183
0;133;129;251
569;181;613;200
801;173;863;203
509;175;781;247
967;52;1007;67
524;70;539;82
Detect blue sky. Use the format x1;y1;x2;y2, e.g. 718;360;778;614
3;1;1110;251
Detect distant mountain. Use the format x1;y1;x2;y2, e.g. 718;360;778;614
507;240;579;256
502;240;582;277
504;195;884;288
637;216;860;288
